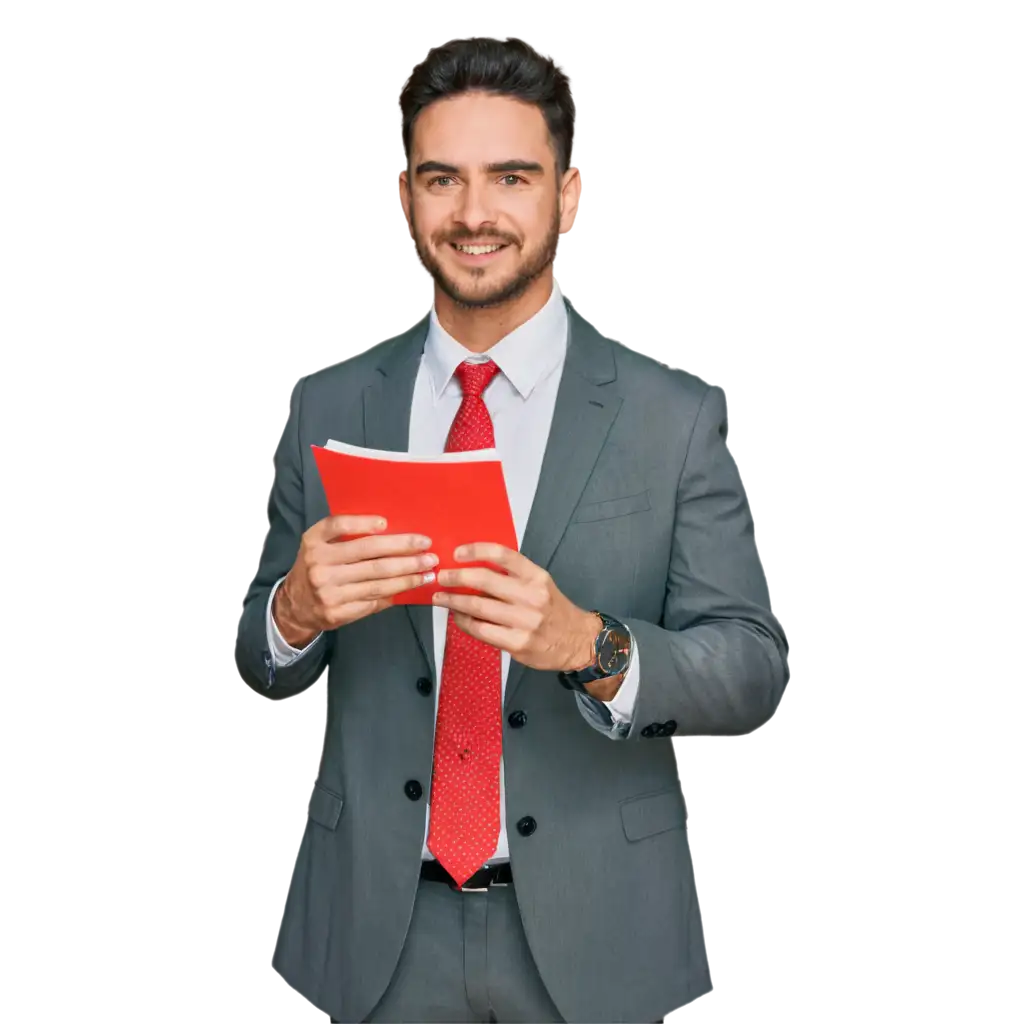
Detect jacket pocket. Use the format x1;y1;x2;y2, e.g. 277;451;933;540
308;781;344;830
570;489;651;524
619;786;687;842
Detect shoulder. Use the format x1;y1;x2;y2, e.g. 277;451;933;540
569;299;720;415
609;336;712;404
294;315;429;403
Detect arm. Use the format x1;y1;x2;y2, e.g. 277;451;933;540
235;377;334;699
620;384;789;740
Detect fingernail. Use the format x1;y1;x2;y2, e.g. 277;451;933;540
376;518;387;529
422;571;436;584
416;536;432;548
422;553;439;568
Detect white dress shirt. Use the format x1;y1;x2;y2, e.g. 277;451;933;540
266;280;641;864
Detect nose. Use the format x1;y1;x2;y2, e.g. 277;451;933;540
453;177;498;235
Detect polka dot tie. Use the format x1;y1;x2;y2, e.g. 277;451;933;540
426;358;504;887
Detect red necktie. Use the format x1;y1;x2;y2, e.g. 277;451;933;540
427;358;504;887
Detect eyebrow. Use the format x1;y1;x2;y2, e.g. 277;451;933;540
414;160;545;176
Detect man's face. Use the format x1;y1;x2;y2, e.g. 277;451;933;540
400;91;577;309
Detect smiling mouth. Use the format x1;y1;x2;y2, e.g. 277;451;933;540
449;242;510;256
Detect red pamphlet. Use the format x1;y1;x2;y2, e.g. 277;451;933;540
310;440;518;605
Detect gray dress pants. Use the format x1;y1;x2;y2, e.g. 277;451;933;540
330;876;560;1022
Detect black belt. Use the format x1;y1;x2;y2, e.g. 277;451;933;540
421;858;513;891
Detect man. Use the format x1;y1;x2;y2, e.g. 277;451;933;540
235;35;789;1024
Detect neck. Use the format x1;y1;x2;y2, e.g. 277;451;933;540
434;269;554;353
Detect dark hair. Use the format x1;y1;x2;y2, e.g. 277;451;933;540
399;37;575;177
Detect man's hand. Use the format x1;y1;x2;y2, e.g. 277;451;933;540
273;515;438;647
432;542;603;676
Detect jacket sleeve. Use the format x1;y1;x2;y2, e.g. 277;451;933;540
621;384;789;739
235;376;334;699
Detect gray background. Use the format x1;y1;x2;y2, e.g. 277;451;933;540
2;9;1024;1024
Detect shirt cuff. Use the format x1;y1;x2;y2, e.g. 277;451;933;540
266;576;322;668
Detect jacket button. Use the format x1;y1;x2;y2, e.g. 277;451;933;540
508;710;528;728
662;720;677;736
404;780;423;801
415;676;432;696
641;724;657;738
516;816;537;837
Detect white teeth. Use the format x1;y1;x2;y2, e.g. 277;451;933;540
456;244;504;254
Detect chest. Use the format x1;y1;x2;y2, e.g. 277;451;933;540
407;362;564;548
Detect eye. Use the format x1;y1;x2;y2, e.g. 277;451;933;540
428;176;455;188
500;174;523;186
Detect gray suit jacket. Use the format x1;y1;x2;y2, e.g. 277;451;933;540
234;296;789;1023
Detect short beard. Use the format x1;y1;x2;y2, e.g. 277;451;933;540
410;203;561;310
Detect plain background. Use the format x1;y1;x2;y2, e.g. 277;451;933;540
2;9;1024;1024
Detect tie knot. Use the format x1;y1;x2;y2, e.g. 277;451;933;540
454;359;501;398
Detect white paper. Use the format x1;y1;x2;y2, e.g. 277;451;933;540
324;438;500;463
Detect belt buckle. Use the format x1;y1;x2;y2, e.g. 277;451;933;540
450;867;493;892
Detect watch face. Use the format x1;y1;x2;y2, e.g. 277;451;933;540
598;628;629;673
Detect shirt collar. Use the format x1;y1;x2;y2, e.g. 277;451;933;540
423;279;568;403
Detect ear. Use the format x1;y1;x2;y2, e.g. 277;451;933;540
558;167;581;234
391;165;411;232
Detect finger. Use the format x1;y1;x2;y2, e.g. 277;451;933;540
329;597;391;625
435;591;533;628
323;532;433;564
437;566;527;602
343;552;439;583
333;570;436;605
311;553;438;590
321;581;427;626
318;514;389;542
450;612;525;651
453;543;533;577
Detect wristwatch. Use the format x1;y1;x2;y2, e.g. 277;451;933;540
557;611;632;693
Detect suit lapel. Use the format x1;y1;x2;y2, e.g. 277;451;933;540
361;314;436;673
503;299;623;709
